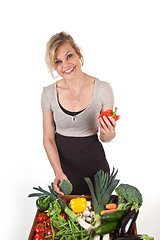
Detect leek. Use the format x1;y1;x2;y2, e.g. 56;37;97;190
84;168;119;239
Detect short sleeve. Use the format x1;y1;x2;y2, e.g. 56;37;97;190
101;82;114;108
41;87;52;112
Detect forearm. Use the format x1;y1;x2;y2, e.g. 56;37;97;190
43;138;63;176
100;129;116;142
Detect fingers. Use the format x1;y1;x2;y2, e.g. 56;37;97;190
53;178;64;195
53;174;70;195
107;116;116;128
98;116;116;132
98;117;109;133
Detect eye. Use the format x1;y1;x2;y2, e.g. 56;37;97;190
67;53;73;59
55;60;62;65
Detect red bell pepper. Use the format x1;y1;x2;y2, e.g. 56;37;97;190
98;107;118;121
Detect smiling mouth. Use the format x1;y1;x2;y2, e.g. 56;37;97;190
64;67;74;74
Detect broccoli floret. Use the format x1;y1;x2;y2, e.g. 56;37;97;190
59;179;73;195
115;183;143;211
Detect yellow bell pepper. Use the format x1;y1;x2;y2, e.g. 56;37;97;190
70;197;87;213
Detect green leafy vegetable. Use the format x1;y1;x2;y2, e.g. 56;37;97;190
115;183;143;211
47;199;61;216
47;199;66;230
59;179;73;195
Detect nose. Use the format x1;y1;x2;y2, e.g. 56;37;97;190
62;60;70;71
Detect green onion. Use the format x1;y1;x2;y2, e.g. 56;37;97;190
84;168;119;239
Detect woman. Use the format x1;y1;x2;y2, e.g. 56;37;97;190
41;31;119;195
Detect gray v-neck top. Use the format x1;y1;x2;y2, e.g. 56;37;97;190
41;78;114;137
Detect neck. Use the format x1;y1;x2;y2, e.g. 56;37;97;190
64;72;86;103
64;71;85;89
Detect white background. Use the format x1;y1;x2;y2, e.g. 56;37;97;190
0;0;160;239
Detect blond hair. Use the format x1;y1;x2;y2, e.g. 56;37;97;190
45;32;84;75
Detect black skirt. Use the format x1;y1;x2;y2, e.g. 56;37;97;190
55;133;110;195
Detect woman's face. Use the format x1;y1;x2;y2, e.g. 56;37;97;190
54;42;82;79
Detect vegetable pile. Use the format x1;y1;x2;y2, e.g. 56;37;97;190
28;169;154;240
29;183;93;240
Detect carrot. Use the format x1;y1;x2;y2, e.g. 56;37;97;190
105;203;117;209
100;209;117;215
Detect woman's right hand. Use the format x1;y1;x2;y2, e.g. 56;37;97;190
53;172;70;195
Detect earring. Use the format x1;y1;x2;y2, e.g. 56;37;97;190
80;57;84;67
51;69;59;79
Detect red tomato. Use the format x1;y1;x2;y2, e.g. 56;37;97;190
54;227;58;233
46;229;52;236
35;223;45;234
60;213;67;220
38;212;49;223
46;218;51;228
34;233;45;240
61;198;67;204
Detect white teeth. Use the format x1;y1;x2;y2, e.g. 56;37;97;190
65;68;73;73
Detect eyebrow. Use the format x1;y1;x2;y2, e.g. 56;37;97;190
65;50;72;56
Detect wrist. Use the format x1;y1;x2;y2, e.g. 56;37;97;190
100;130;116;142
55;169;64;177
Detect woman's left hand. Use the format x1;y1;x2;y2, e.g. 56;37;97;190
98;115;120;142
